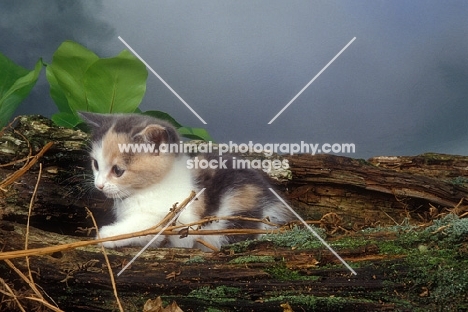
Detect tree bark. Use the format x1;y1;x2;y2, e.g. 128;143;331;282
1;115;468;311
283;153;468;227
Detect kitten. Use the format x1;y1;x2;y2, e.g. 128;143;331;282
79;112;293;250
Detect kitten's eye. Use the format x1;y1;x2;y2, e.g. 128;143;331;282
92;159;99;171
112;165;125;177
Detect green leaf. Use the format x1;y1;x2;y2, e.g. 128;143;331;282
0;53;28;96
177;126;214;142
142;110;213;141
45;62;71;114
44;40;211;141
0;55;42;127
51;112;82;128
142;110;182;128
84;50;147;113
46;41;99;113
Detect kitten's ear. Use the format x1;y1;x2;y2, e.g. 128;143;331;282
78;112;105;128
132;124;168;145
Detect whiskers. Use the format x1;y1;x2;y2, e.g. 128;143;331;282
104;188;132;200
55;171;97;205
103;185;132;200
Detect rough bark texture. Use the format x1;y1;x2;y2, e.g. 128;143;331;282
1;115;468;311
283;153;468;227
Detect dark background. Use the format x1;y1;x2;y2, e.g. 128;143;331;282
1;0;467;158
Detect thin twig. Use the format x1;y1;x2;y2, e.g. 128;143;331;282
0;190;291;261
25;163;61;310
23;296;65;311
3;163;63;312
195;239;219;252
0;225;287;261
25;163;42;283
0;155;32;168
86;207;124;312
3;260;42;302
0;115;21;137
447;197;466;216
0;277;26;312
116;190;202;276
171;215;280;230
379;207;399;226
150;191;197;230
4;261;64;312
0;141;53;189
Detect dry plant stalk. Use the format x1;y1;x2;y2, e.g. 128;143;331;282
0;140;53;190
0;121;62;312
195;238;220;252
0;220;285;261
86;207;124;312
25;163;42;281
0;276;26;312
0;115;21;137
0;117;53;190
0;193;289;261
2;162;64;312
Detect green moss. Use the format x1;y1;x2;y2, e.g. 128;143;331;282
425;214;468;245
265;294;377;310
367;214;468;309
223;225;327;253
357;158;372;166
420;152;454;162
217;214;468;310
377;239;407;255
260;225;326;250
221;238;256;253
362;217;416;234
229;255;275;264
185;255;206;264
449;176;468;186
264;294;317;306
265;265;320;281
188;286;241;303
329;236;369;250
402;247;468;308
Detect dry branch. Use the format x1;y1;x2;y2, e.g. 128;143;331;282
87;207;124;312
0;217;287;261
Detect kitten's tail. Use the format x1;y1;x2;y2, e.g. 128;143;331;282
262;199;295;227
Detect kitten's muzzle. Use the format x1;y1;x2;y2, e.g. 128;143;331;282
98;186;129;200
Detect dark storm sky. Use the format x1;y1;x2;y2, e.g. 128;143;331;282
1;0;467;158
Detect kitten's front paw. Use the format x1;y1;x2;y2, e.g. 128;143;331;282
97;225;126;248
101;240;120;248
97;225;157;248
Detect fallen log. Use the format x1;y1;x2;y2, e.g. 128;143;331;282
1;115;468;311
0;222;409;311
2;115;468;235
285;153;468;227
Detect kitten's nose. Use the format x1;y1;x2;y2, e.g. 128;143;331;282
96;183;104;190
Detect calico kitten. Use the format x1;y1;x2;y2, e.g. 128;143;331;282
79;112;293;250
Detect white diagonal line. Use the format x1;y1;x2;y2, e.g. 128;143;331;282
117;188;206;276
268;37;356;124
269;188;357;275
118;36;207;125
